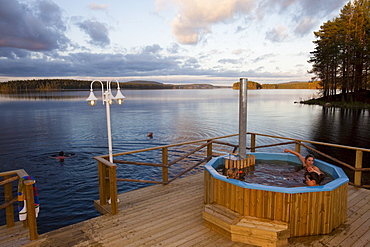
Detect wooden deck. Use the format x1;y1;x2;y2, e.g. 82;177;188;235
1;172;370;247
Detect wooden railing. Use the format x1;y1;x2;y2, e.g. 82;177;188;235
0;170;38;240
94;132;370;214
248;132;370;188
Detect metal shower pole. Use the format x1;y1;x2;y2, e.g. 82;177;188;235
238;78;248;159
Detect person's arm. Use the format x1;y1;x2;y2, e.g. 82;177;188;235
284;149;306;167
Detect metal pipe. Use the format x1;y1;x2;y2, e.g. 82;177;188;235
105;91;113;163
238;78;248;158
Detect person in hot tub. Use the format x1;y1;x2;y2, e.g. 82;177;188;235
305;172;321;186
284;149;325;184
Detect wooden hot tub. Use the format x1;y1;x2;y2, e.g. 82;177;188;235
203;152;349;242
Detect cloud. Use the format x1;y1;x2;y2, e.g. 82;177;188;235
218;59;239;64
143;44;162;54
88;3;108;11
0;0;344;84
77;20;110;47
232;49;247;55
157;0;348;44
252;53;276;63
167;43;181;54
259;0;348;36
0;0;69;51
0;44;181;78
293;17;317;37
183;58;200;68
166;0;255;44
265;26;289;42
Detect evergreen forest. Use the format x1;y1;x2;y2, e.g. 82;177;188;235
309;0;370;102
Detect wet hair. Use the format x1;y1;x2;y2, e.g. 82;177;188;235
227;168;239;179
59;151;64;156
318;173;325;184
305;172;321;185
305;154;315;160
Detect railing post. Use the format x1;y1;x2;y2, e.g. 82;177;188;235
295;142;301;153
162;147;169;183
24;179;38;240
4;175;14;227
206;141;213;160
98;161;108;205
250;133;256;152
354;150;363;186
109;165;118;215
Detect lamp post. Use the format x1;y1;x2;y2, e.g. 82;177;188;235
86;80;126;163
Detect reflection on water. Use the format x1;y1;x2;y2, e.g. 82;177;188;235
0;90;89;101
0;89;368;234
310;106;370;181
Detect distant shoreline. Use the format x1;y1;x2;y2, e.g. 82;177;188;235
0;79;320;92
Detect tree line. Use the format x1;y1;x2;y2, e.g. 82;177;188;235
232;81;320;89
0;79;176;92
309;0;370;102
261;81;321;89
232;81;262;89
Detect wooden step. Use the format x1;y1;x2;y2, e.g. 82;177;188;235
203;203;290;247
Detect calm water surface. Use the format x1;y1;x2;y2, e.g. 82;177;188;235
0;89;369;233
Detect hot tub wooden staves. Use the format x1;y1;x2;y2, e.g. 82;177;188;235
204;169;348;239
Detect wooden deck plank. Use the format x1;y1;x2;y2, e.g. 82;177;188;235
316;188;370;246
322;205;370;246
352;229;370;247
0;222;30;247
339;217;370;246
347;186;365;203
2;172;370;247
105;207;203;246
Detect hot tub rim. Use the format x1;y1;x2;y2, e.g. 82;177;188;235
205;152;349;194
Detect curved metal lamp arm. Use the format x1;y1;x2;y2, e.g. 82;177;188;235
88;80;105;105
109;79;126;105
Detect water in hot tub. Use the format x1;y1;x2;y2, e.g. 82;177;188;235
217;159;334;187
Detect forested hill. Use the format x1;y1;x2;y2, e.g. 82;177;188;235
0;79;321;92
232;81;321;89
0;79;220;92
262;81;321;89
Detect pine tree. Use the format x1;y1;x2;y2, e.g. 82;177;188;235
309;0;370;101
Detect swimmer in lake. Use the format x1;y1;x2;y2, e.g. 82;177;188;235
284;149;325;184
53;151;76;162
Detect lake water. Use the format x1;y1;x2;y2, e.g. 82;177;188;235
0;89;369;234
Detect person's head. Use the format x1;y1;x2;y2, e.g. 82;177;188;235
227;168;239;179
59;151;64;156
305;154;315;166
304;172;320;186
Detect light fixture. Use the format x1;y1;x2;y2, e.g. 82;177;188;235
114;87;126;105
86;89;98;106
86;79;126;163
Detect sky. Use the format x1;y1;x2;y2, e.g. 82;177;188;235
0;0;349;86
